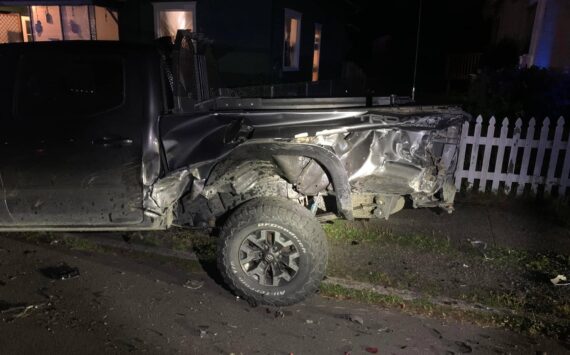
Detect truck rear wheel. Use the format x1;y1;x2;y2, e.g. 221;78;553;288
217;197;328;306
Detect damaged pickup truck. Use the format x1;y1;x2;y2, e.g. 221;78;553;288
0;32;468;305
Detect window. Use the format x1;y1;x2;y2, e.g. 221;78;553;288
283;8;302;71
312;23;322;81
0;13;23;43
93;6;119;41
31;5;63;41
61;5;90;40
153;2;196;40
0;5;118;43
16;55;124;118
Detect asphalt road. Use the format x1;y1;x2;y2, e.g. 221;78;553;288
0;234;566;354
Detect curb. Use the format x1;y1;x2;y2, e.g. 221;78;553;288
322;276;512;316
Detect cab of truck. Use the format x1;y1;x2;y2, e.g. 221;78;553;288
0;42;164;228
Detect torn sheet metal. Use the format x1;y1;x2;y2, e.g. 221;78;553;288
144;169;192;220
293;124;460;197
161;106;467;223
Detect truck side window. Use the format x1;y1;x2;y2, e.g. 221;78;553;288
15;54;124;119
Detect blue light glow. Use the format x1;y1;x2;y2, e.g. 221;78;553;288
534;0;559;68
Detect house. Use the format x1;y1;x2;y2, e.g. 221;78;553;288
487;0;570;70
0;1;349;90
122;0;348;88
0;2;119;42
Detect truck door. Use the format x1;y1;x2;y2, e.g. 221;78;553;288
0;45;144;226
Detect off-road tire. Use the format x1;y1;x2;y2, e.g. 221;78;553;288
217;197;328;306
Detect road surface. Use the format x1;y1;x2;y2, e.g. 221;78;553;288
0;234;565;354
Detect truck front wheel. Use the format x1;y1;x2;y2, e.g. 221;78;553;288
217;197;328;306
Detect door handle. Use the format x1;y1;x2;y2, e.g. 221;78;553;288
92;136;133;147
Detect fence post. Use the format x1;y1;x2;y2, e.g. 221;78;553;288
454;119;470;190
479;116;495;192
545;117;565;194
491;117;509;191
531;117;550;193
505;118;522;193
466;116;483;189
516;118;534;195
559;117;570;196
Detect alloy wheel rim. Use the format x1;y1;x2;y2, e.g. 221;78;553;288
238;229;300;287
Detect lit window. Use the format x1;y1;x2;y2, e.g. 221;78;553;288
153;2;196;40
1;5;118;43
61;6;90;40
312;23;322;81
0;13;23;43
93;6;119;41
31;5;63;41
283;8;302;71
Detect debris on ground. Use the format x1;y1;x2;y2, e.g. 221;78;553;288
198;325;209;338
305;319;314;324
550;275;569;286
182;280;204;290
39;263;80;280
469;240;492;260
454;340;473;353
364;346;378;353
348;314;364;325
0;301;44;322
469;240;487;250
222;322;238;329
270;309;291;318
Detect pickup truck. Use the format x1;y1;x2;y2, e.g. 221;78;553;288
0;32;468;306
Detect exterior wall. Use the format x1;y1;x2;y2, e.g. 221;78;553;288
118;0;347;87
492;0;535;51
542;0;570;70
270;0;347;84
197;0;273;86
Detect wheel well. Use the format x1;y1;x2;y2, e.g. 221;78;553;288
177;141;353;226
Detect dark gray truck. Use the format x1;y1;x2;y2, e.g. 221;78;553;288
0;33;468;305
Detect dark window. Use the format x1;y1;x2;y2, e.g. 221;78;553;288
16;54;124;118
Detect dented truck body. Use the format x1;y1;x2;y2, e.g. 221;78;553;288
0;41;468;232
161;105;466;226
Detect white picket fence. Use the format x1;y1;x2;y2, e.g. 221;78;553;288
454;115;570;197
